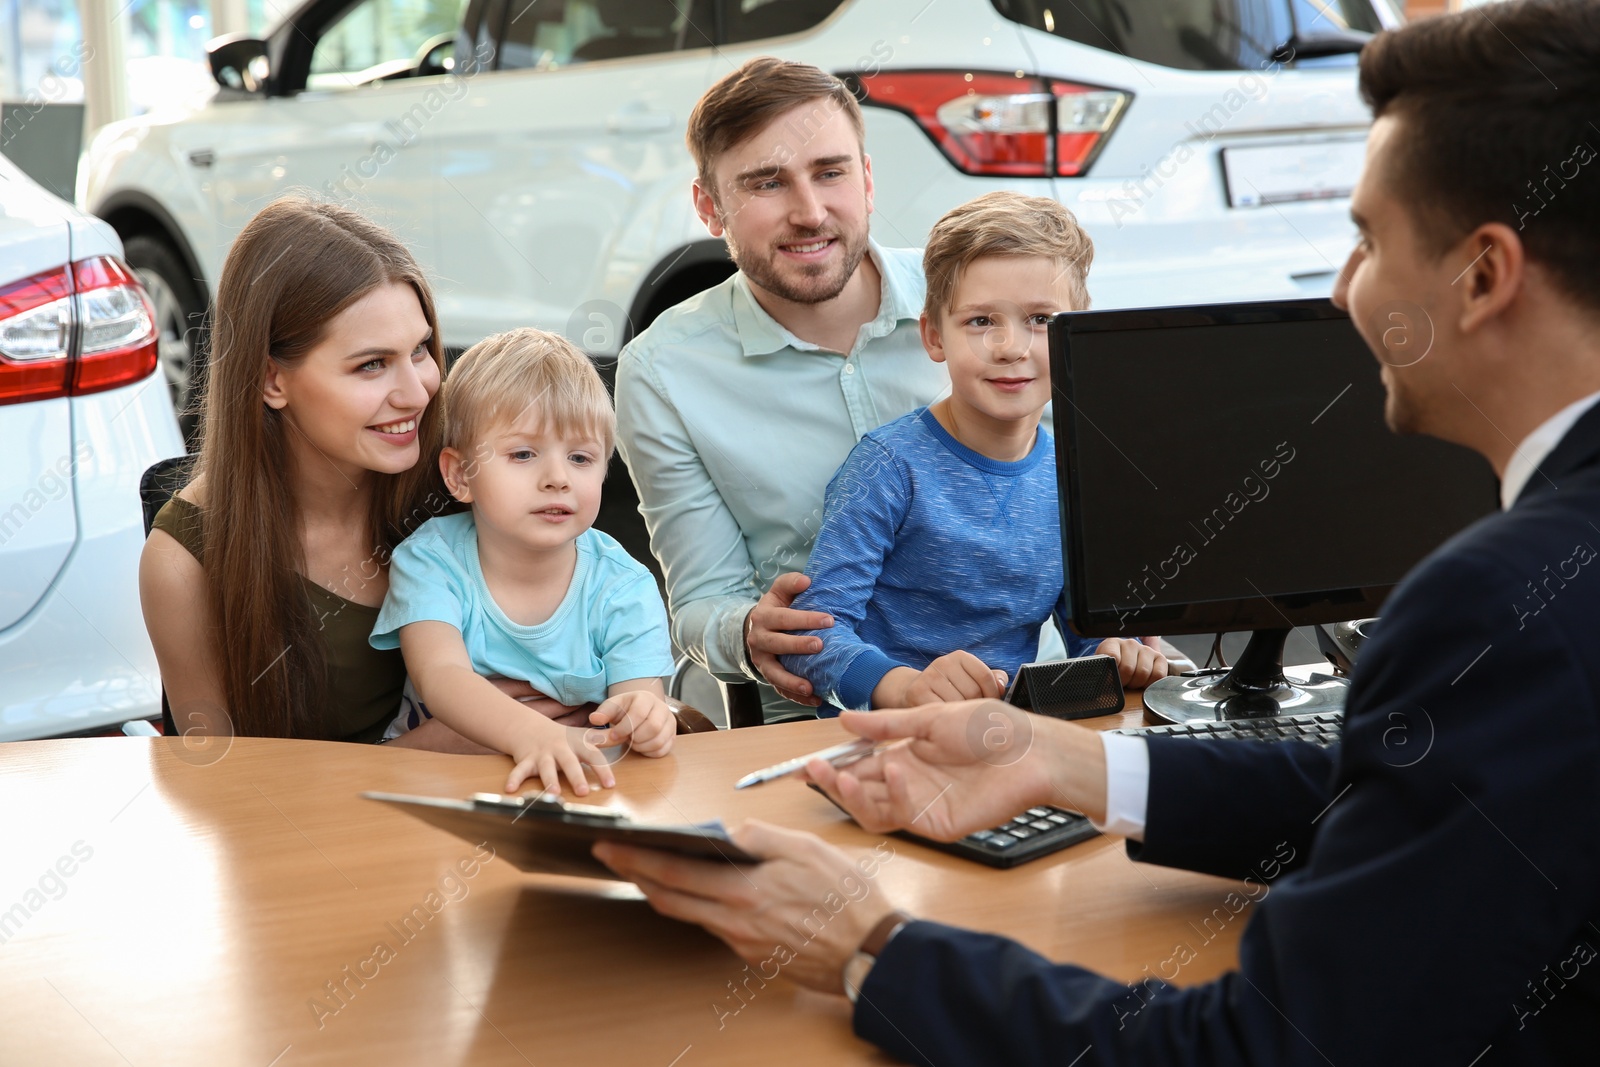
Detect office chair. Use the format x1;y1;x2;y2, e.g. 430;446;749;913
668;655;768;729
131;455;195;737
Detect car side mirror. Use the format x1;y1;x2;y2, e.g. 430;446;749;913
208;35;269;95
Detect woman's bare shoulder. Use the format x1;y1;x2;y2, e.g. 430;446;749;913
176;472;206;507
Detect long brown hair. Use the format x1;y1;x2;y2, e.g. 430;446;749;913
193;197;446;738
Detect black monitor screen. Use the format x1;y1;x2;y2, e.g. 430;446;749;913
1052;299;1499;637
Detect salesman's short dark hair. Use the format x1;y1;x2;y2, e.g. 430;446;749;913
1359;0;1600;311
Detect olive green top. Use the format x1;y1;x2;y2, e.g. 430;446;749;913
151;495;402;744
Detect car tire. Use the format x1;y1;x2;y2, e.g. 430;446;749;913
124;234;207;445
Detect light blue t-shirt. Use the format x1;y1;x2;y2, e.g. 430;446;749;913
370;513;675;706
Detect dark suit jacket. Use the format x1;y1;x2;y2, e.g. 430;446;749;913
855;403;1600;1065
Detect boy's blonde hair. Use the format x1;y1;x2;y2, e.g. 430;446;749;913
922;192;1095;320
441;328;615;456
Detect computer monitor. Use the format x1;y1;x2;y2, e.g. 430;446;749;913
1050;298;1499;723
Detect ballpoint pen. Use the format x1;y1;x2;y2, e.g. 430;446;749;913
734;736;888;789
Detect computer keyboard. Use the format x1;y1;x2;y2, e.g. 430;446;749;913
1117;711;1344;747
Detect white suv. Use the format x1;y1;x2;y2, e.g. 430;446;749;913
0;157;184;740
81;0;1398;429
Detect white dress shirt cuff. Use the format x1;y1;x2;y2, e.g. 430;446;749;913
1092;732;1150;841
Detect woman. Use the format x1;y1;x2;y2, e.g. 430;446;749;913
140;197;482;747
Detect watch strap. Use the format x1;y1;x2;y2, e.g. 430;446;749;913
859;909;913;960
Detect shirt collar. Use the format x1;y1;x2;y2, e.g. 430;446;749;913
1500;389;1600;509
729;239;921;359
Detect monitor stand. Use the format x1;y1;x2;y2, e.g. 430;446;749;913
1140;627;1349;725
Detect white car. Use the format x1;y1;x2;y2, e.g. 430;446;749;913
0;157;185;739
81;0;1399;433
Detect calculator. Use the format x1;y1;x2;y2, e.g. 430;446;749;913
897;805;1099;868
808;784;1098;868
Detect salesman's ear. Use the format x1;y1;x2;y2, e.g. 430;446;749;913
1454;222;1525;337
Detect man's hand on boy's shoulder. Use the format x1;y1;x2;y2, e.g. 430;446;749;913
745;572;833;706
1095;637;1169;689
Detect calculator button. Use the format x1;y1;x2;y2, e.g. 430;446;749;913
1030;820;1053;831
971;830;995;841
1009;828;1034;839
1027;808;1051;818
1047;814;1070;824
989;833;1018;848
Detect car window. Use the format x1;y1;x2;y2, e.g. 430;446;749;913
990;0;1384;71
719;0;846;44
308;0;466;90
495;0;711;71
456;0;499;70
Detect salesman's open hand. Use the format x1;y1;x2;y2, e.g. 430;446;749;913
805;702;1109;839
593;820;897;994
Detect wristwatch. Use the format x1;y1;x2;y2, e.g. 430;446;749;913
739;608;761;682
842;909;913;1004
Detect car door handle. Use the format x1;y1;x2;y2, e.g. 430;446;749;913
605;106;673;134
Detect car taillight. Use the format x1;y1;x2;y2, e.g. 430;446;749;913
72;256;159;397
0;255;158;406
847;71;1129;178
1052;81;1130;177
0;266;73;404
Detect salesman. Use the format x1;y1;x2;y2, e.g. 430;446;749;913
595;2;1600;1062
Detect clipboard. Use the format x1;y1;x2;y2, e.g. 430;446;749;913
364;791;759;881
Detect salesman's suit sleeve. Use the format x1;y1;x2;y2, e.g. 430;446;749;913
856;546;1600;1066
1131;737;1334;879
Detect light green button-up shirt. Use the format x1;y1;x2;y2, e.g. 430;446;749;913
615;242;945;683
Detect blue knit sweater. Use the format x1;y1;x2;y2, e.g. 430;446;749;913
782;407;1099;712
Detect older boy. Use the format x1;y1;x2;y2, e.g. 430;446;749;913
781;193;1166;711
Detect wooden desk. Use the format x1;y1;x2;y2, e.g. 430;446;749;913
0;705;1245;1066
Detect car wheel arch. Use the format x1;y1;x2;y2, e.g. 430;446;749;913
624;239;736;345
94;192;210;299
